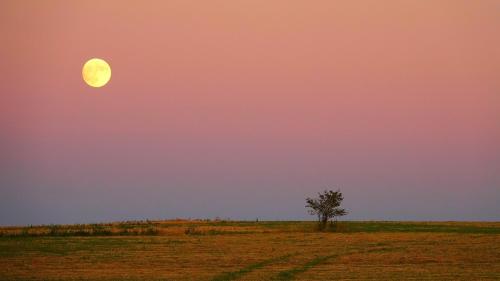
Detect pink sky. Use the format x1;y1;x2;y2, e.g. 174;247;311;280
1;1;499;224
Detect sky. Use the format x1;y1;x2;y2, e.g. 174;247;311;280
1;1;499;225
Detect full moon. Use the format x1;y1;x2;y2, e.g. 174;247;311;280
82;58;111;88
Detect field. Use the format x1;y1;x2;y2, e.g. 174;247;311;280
1;220;499;280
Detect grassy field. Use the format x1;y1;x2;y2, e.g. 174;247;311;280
1;220;499;280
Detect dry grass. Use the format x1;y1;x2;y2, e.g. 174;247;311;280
0;221;499;280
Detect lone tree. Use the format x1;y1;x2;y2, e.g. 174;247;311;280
306;189;347;229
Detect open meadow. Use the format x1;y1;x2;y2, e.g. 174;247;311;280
1;220;499;280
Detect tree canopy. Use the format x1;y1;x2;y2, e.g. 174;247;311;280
306;190;347;228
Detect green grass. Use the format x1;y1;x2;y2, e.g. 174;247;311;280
0;236;187;260
335;221;500;234
0;236;139;257
208;221;500;234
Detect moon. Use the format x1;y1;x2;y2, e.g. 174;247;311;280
82;58;111;88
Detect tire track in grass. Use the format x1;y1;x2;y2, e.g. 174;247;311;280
273;245;404;280
211;253;294;281
273;253;340;281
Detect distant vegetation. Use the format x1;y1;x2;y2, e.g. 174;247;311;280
1;220;500;237
0;220;161;237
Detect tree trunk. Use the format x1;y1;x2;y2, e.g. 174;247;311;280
321;216;328;230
